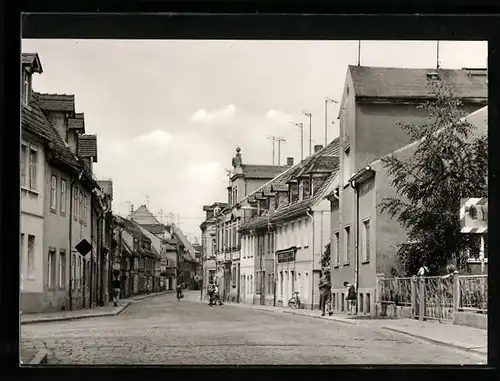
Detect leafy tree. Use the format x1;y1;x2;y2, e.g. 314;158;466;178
321;242;331;270
380;79;488;276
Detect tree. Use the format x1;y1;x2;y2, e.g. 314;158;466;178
321;242;331;270
380;79;488;276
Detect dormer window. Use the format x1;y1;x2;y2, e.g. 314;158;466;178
303;178;311;198
299;181;304;201
290;182;299;203
23;70;31;106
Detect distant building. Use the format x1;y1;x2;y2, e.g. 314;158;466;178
327;65;488;314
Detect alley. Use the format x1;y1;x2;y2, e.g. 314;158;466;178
21;293;485;365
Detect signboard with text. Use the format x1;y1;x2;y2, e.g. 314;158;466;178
277;250;296;263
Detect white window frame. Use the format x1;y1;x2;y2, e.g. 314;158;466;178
344;225;351;264
60;179;67;214
29;146;38;190
27;235;35;279
59;250;66;288
50;175;57;211
299;181;304;200
23;71;31;105
362;219;371;263
21;142;28;187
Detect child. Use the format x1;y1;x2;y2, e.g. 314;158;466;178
344;281;357;315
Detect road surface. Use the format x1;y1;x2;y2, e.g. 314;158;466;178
21;292;485;365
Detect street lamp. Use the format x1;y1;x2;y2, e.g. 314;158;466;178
238;205;275;306
325;98;339;147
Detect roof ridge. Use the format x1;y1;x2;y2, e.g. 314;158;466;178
36;92;75;97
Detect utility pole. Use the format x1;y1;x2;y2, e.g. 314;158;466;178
357;40;361;66
436;41;440;69
276;137;286;166
302;111;312;156
289;122;304;161
325;98;339;147
267;135;277;165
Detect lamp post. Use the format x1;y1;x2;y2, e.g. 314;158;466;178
238;205;274;306
324;98;339;147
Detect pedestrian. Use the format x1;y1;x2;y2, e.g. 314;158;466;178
417;263;430;277
112;275;121;307
207;280;216;306
176;282;183;301
319;269;333;317
214;283;223;306
343;281;357;315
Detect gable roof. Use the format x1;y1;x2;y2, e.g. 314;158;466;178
349;65;488;101
22;53;43;73
241;164;290;179
22;94;99;190
68;113;85;132
36;93;75;113
131;205;162;226
78;134;98;162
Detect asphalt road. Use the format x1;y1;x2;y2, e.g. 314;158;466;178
21;292;485;365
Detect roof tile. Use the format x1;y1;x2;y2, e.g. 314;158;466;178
36;93;75;113
78;135;98;161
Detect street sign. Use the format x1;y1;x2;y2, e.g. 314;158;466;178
460;198;488;233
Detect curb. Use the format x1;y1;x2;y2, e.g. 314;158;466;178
21;301;131;325
382;326;487;355
282;310;359;325
29;349;48;365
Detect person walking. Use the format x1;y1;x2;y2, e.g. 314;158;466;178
319;270;333;317
112;275;121;307
344;281;357;315
176;281;183;301
207;280;216;306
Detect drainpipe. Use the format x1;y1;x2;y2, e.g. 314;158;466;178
93;189;110;306
68;168;84;311
350;179;360;315
306;208;315;310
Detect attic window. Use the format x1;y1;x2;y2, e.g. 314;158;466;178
22;70;31;106
426;72;440;80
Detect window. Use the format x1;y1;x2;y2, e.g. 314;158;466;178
366;293;371;314
73;190;78;220
79;190;84;223
48;250;56;288
23;71;31;105
341;293;345;311
29;147;38;189
27;235;35;278
232;265;236;285
303;178;311;198
363;219;371;262
59;251;66;288
20;234;25;277
21;143;27;187
359;293;364;313
50;175;57;211
299;181;304;200
334;231;340;266
345;226;351;264
343;147;351;185
60;180;67;214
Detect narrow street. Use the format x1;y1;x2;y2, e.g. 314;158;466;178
21;293;485;365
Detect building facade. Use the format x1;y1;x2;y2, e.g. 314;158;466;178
328;66;488;315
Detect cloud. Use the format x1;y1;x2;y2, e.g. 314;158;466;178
187;161;222;179
133;129;174;150
266;109;294;125
190;104;236;123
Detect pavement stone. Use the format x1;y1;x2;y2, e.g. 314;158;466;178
20;291;487;365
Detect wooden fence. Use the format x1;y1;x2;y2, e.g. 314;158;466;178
378;273;487;321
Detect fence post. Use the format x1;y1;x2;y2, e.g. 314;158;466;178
411;277;417;319
419;277;425;321
375;273;385;316
452;271;460;314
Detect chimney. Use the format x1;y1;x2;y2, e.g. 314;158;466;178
286;157;294;166
314;145;323;153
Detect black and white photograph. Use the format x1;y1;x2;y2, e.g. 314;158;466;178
19;38;488;365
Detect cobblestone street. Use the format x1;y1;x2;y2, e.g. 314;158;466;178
21;293;486;365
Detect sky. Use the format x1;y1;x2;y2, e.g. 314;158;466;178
21;39;488;241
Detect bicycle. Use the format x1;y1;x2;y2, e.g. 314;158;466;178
288;291;301;309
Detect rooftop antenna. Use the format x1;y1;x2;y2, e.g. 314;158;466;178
289;122;304;161
276;137;286;166
267;135;278;165
302;111;312;156
436;40;440;69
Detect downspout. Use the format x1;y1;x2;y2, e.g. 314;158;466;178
68;168;84;311
93;189;110;306
306;208;315;310
350;179;360;315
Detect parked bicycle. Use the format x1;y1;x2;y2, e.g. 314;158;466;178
288;291;301;309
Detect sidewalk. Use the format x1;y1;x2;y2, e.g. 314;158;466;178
185;291;487;355
21;290;172;325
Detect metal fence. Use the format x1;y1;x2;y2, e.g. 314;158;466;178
380;277;412;306
459;275;487;312
378;273;487;321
